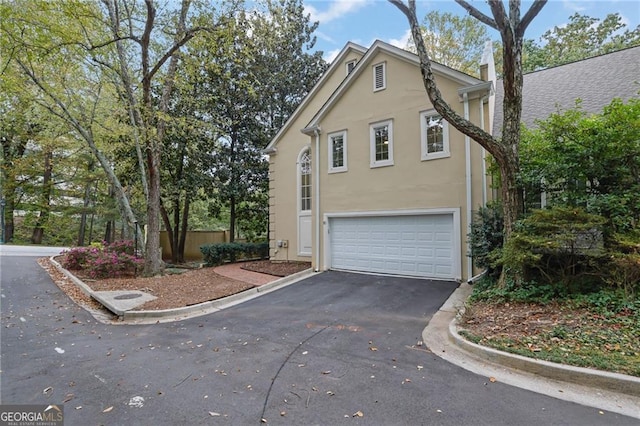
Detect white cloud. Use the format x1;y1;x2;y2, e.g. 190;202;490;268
305;0;369;24
388;29;412;49
324;48;342;63
562;0;587;13
315;30;336;44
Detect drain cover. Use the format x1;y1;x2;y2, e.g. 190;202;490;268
114;293;143;300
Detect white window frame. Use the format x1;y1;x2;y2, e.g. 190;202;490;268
369;119;394;168
328;130;348;173
373;62;386;92
346;60;356;75
297;147;312;213
420;110;450;161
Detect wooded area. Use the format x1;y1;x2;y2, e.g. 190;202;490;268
2;0;637;280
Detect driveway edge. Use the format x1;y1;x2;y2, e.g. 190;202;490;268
123;267;315;323
423;283;640;419
49;255;315;324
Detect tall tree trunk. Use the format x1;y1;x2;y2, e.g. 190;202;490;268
144;142;163;274
31;148;53;244
3;196;15;243
77;160;95;246
229;195;236;243
104;219;115;244
178;196;190;264
160;198;174;264
77;184;90;246
1;135;28;244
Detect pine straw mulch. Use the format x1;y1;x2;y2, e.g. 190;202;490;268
41;258;310;311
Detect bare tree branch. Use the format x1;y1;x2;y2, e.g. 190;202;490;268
518;0;547;37
454;0;497;29
389;0;500;158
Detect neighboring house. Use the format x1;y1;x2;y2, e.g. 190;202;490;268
493;45;640;132
265;40;492;282
493;45;640;209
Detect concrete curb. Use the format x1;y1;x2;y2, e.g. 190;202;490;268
423;283;640;419
49;255;315;324
122;267;315;324
49;256;96;298
450;322;640;398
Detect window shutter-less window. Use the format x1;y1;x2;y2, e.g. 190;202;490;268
347;60;356;74
373;63;385;91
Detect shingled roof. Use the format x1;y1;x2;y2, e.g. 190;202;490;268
493;46;640;135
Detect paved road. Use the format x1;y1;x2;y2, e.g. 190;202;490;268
1;254;637;425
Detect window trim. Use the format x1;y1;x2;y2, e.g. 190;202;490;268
373;62;386;92
327;130;348;173
420;110;450;161
297;147;312;214
346;60;357;75
369;119;394;168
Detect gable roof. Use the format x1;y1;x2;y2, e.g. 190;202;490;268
493;46;640;134
303;40;486;133
264;42;367;153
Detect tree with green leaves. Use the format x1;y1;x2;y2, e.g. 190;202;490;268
520;98;640;241
390;0;547;285
1;0;142;246
406;10;490;76
178;0;325;244
523;12;640;72
0;90;36;243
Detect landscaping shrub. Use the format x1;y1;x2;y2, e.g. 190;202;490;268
607;253;640;298
61;240;142;279
468;201;503;277
499;206;608;292
200;241;269;266
469;275;564;303
60;246;94;270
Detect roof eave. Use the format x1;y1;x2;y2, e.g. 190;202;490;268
264;42;367;151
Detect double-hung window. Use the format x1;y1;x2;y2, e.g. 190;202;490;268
328;131;347;173
420;111;450;160
370;120;393;168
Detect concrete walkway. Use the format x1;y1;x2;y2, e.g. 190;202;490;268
213;262;279;286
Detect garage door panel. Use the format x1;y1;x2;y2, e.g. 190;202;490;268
330;214;456;279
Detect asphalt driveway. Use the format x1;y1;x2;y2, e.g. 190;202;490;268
1;255;636;425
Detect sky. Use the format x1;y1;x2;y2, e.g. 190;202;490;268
302;0;640;62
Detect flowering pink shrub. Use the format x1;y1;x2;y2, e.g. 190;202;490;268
61;241;143;279
61;247;94;270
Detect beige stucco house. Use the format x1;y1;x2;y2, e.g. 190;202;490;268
264;40;493;282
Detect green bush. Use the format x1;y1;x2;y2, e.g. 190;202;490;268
469;275;564;303
607;253;640;298
468;202;503;277
200;241;269;266
500;206;608;292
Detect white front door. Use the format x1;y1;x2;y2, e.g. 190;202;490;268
297;148;312;256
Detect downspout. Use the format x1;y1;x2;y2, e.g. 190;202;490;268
480;96;488;205
463;93;473;281
313;128;321;272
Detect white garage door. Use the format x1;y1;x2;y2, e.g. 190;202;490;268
329;214;457;279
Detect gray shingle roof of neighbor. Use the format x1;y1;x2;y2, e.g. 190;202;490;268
493;45;640;135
